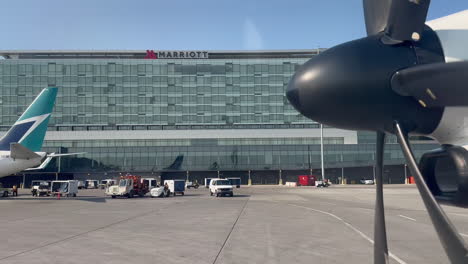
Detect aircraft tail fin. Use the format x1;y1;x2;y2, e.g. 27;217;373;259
0;87;58;152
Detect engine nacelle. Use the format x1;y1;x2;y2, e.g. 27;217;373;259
419;145;468;207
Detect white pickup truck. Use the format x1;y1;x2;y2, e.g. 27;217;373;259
209;178;234;197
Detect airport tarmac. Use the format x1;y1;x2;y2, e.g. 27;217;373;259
0;185;467;264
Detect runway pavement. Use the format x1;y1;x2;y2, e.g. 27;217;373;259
0;185;466;264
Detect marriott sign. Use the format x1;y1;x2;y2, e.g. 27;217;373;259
145;50;209;59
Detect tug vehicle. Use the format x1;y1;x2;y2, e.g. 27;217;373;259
106;175;149;198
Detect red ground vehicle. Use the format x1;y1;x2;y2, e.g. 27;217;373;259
297;175;317;186
106;175;149;198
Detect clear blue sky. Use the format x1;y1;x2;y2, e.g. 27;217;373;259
0;0;466;50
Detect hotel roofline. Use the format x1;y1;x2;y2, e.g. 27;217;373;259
0;49;325;60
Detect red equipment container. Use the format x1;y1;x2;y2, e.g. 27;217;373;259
297;175;317;186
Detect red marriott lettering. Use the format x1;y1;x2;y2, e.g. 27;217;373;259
144;50;158;59
144;50;209;59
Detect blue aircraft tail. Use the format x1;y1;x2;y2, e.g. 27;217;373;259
0;87;58;152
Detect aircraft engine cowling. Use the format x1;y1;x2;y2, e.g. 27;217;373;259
419;145;468;207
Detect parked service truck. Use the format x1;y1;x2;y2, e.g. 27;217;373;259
31;180;51;196
51;180;78;197
106;175;149;198
164;180;185;196
297;175;317;186
227;177;241;188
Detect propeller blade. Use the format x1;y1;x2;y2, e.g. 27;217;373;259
394;121;468;263
363;0;392;35
385;0;431;42
374;132;389;264
391;61;468;107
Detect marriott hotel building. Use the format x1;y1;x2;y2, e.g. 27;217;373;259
0;50;437;184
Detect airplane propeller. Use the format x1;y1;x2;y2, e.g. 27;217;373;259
392;61;468;107
364;0;431;43
287;0;468;263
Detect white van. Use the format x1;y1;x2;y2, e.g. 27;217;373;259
209;178;233;197
141;178;158;189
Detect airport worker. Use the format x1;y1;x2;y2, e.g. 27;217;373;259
12;185;18;196
164;182;170;197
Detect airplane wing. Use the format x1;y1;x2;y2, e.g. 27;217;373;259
25;152;86;171
24;156;53;171
47;152;86;158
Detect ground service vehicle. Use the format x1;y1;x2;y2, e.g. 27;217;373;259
99;179;115;189
297;175;317;186
227;178;241;188
106;175;149;198
31;180;51;196
209;178;233;197
0;183;10;197
141;178;157;189
164;180;185;196
51;180;78;197
315;180;330;188
150;186;169;198
360;179;374;185
185;181;199;189
77;180;85;189
85;180;99;189
204;178;215;188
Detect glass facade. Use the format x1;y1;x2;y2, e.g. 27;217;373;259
0;50;438;175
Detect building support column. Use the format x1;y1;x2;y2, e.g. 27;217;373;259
278;170;283;185
404;164;408;184
341;167;346;185
248;170;252;186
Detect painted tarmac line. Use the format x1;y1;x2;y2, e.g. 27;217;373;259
460;233;468;238
289;204;408;264
449;213;468;218
398;215;417;222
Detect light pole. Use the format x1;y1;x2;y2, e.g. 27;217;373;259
56;147;61;181
320;123;325;181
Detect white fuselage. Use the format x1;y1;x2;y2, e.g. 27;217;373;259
0;151;46;177
425;10;468;146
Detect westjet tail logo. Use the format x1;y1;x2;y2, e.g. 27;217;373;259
0;114;50;151
145;50;158;59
